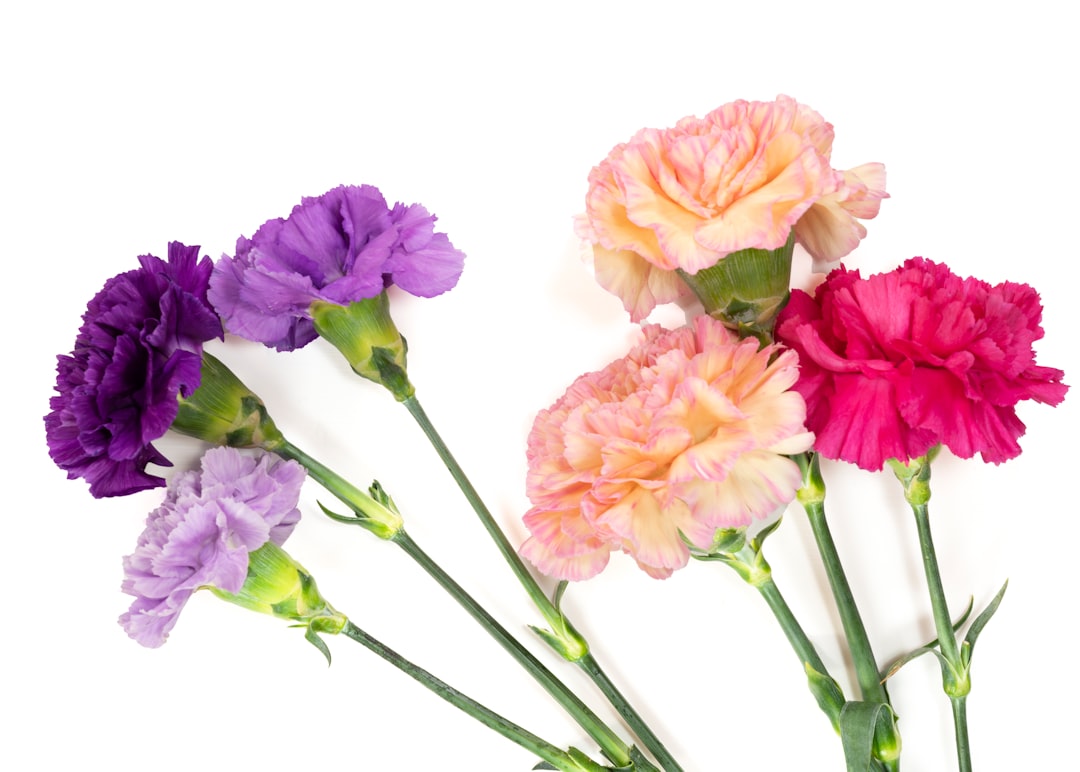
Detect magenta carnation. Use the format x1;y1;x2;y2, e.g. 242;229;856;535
45;243;223;498
775;258;1068;470
208;185;465;351
120;447;305;647
520;315;814;580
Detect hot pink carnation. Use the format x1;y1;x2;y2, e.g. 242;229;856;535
578;95;887;321
520;315;814;580
775;258;1068;470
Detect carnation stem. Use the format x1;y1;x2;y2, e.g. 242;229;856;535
795;453;901;769
709;536;893;768
340;621;606;772
402;394;684;772
756;576;834;694
892;455;973;772
911;501;972;772
391;529;636;769
273;440;637;768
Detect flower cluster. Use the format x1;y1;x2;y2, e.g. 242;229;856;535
578;95;887;321
776;257;1069;470
45;242;222;497
520;315;814;580
120;447;306;647
209;184;465;351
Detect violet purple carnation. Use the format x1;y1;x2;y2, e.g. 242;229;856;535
45;242;223;497
120;447;305;648
208;185;465;351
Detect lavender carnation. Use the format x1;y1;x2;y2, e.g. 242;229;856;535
120;447;305;647
45;243;223;497
209;185;465;351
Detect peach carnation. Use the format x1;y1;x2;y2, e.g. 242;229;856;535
578;95;887;321
520;315;814;580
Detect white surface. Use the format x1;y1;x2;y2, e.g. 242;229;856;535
3;2;1077;770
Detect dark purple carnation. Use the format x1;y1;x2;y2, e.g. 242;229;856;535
208;184;465;351
45;242;223;497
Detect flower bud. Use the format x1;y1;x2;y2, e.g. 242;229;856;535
171;352;286;449
310;293;414;400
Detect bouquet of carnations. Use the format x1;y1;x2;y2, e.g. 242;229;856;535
45;96;1066;772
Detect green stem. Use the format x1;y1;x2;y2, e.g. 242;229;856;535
403;394;682;771
403;395;559;620
272;439;402;539
911;501;972;772
576;653;680;771
272;439;634;767
341;621;603;772
894;453;973;772
804;503;886;694
756;576;833;688
391;529;635;769
950;697;972;772
795;455;900;769
796;454;885;704
911;503;964;667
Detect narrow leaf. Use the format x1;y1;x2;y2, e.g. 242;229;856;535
963;579;1008;664
881;645;948;682
753;515;783;547
305;627;332;666
553;580;569;610
316;500;361;525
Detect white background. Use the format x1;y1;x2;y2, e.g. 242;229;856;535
3;2;1077;770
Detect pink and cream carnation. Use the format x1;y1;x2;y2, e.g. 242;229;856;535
579;95;887;321
520;315;814;580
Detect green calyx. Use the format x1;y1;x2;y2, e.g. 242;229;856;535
173;352;286;449
688;521;781;588
310;293;415;401
676;230;795;342
887;447;940;506
794;452;826;506
210;542;347;662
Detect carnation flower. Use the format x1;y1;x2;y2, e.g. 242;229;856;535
775;258;1068;470
209;184;465;351
519;315;814;580
578;95;887;321
120;447;306;647
45;242;223;497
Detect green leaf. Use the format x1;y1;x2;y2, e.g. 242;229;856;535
305;626;332;666
552;580;569;610
839;701;896;772
962;579;1008;666
316;500;361;525
532;764;557;770
879;597;973;681
881;646;947;683
753;515;784;548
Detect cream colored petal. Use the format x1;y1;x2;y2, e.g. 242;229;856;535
601;490;692;572
592;245;661;322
